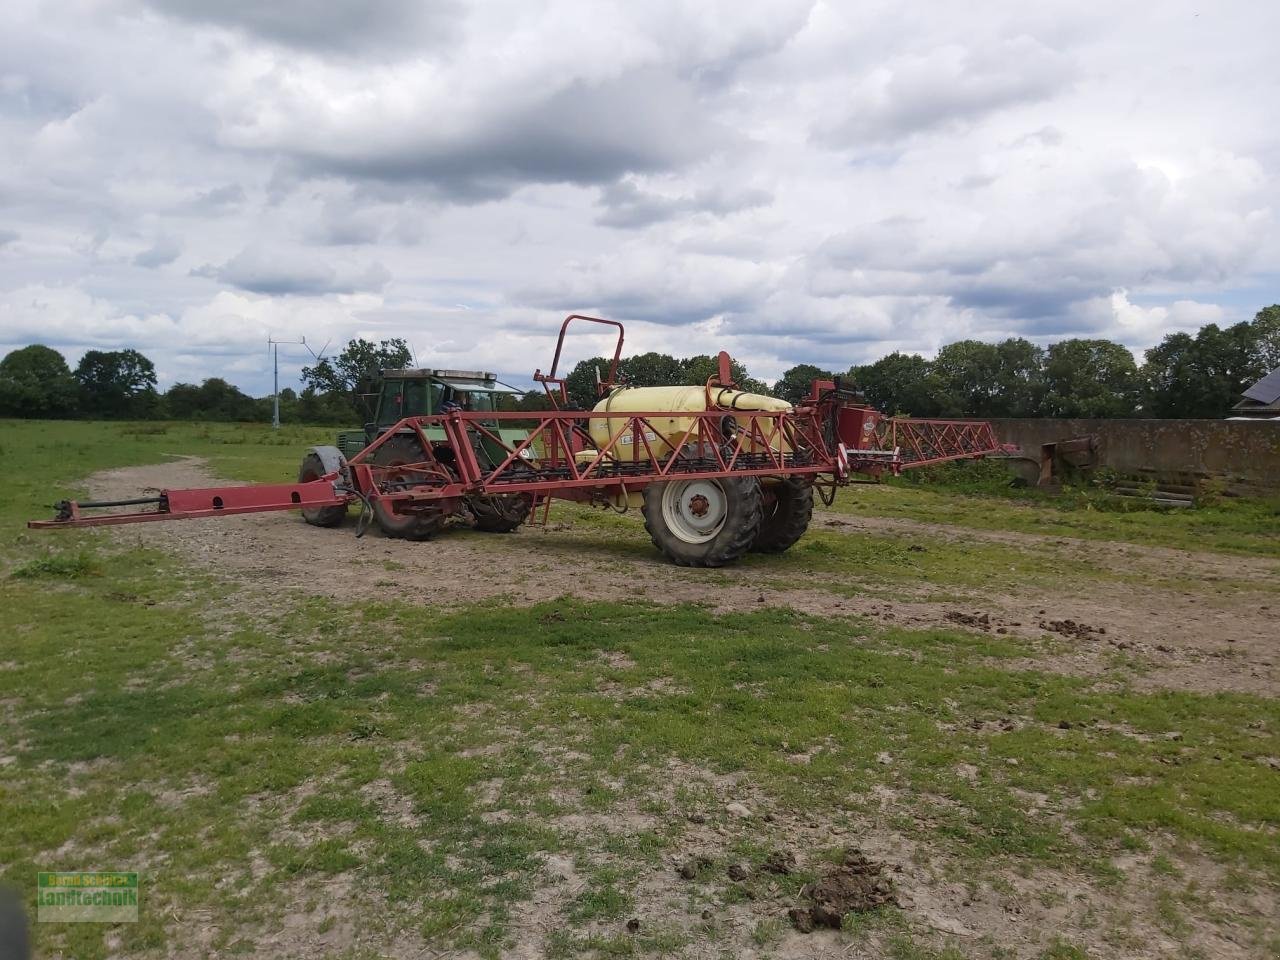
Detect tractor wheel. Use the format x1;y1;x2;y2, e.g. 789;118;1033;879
468;493;533;533
642;477;762;567
298;452;347;528
751;476;814;554
370;436;448;541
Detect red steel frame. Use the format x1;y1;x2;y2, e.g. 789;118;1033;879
27;314;1013;531
29;407;1008;530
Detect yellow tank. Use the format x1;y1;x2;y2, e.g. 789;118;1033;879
587;385;792;462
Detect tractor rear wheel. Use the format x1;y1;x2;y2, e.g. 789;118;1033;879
370;435;448;541
468;494;533;533
642;477;762;567
751;476;814;554
298;452;347;528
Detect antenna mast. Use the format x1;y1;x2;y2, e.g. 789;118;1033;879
267;335;307;429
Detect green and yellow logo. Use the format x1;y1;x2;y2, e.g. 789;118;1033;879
37;872;138;923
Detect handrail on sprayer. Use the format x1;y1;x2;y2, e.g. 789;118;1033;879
532;314;626;405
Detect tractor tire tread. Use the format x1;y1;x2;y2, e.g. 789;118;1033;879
370;436;447;541
298;452;347;528
751;476;814;554
469;494;533;533
642;477;762;568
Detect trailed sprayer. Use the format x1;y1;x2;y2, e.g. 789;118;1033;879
30;316;1009;567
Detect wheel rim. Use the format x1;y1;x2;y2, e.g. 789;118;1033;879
660;479;728;544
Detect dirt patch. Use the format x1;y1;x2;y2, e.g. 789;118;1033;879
789;849;898;931
83;458;1279;696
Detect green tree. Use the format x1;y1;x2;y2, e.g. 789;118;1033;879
771;364;835;405
1249;304;1280;372
680;355;768;394
298;384;354;423
562;356;616;408
75;348;159;418
930;340;1003;416
301;338;413;417
849;352;939;415
1143;321;1267;417
1043;339;1138;417
621;352;686;388
163;379;258;420
926;338;1046;417
990;338;1046;417
0;344;78;417
162;382;203;419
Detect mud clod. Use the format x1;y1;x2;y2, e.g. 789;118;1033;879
788;906;816;933
762;850;796;875
1039;618;1104;640
946;611;992;630
677;855;712;880
790;849;897;933
727;862;751;881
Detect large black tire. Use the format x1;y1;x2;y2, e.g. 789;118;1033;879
468;494;533;533
298;452;347;527
751;476;814;554
641;477;762;567
370;435;448;541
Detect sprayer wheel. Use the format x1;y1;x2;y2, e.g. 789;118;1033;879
370;435;448;541
298;452;348;528
642;477;762;567
468;493;533;533
751;476;814;553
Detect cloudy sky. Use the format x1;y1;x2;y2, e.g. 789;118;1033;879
1;0;1277;395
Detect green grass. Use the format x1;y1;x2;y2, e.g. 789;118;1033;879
0;419;1277;957
829;460;1280;558
2;571;1277;956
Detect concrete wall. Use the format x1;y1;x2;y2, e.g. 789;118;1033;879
986;418;1280;491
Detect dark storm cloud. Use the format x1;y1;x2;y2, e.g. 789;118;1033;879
133;236;182;268
183;184;247;212
143;0;464;55
288;69;732;201
193;247;391;296
595;180;772;229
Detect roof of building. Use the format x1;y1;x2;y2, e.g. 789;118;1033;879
1242;366;1280;404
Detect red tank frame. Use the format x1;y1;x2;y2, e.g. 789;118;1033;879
28;315;1012;531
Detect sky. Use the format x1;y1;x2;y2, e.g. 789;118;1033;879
1;0;1277;396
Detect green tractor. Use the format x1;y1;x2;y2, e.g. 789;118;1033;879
298;367;537;540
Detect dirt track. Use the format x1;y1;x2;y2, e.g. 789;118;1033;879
89;457;1280;696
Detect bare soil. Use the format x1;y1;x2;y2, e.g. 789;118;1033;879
74;458;1280;958
88;458;1280;697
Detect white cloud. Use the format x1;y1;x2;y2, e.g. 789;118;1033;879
0;0;1277;396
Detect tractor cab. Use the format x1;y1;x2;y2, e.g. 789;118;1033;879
336;369;528;461
371;368;509;430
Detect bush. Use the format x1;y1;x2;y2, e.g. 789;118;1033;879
10;550;102;580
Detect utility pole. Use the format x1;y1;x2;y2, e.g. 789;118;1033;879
268;336;306;429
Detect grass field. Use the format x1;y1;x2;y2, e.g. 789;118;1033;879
0;420;1277;959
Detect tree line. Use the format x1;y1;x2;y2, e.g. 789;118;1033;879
0;339;417;424
1;305;1276;422
556;306;1279;418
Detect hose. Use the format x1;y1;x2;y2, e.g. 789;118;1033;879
354;490;375;538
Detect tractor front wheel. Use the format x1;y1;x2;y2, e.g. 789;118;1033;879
751;476;814;553
298;452;348;528
642;477;762;567
371;436;448;541
468;494;533;533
